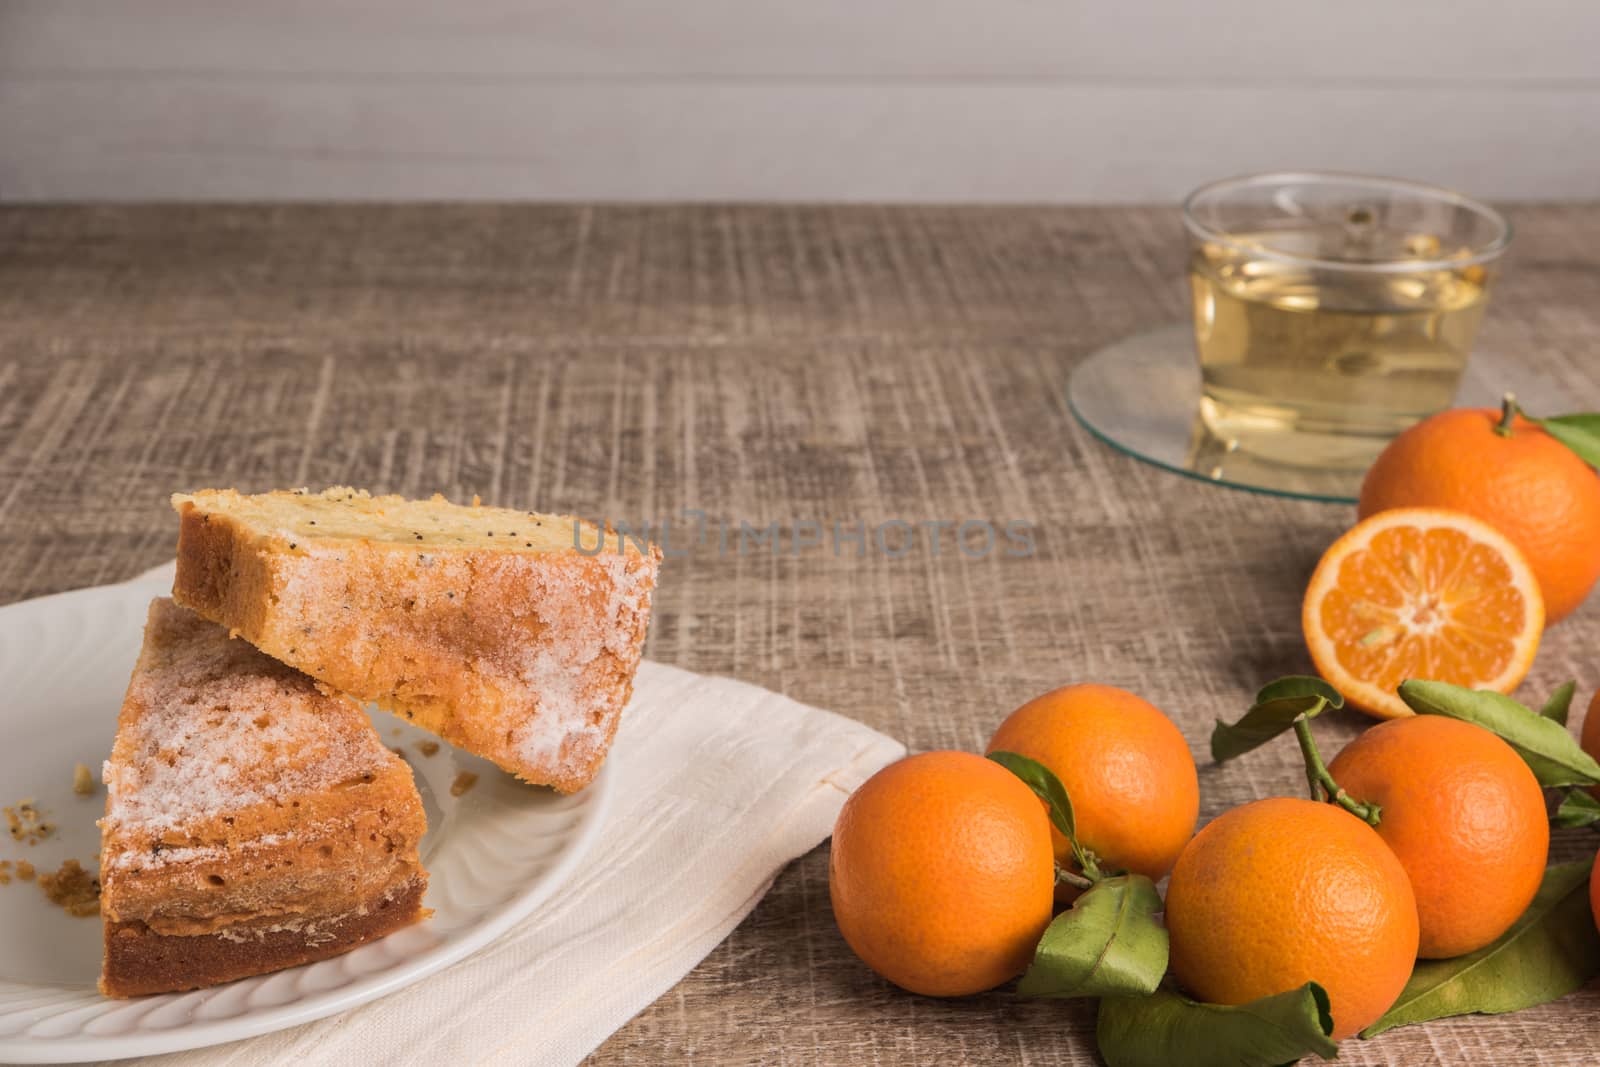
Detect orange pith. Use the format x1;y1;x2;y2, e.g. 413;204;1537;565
1303;507;1543;720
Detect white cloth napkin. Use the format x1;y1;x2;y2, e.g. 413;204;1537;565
107;574;905;1066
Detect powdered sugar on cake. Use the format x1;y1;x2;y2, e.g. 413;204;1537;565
271;540;656;776
101;600;401;847
104;833;285;873
507;549;656;768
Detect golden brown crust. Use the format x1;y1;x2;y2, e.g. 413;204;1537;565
174;503;275;640
100;875;427;998
99;599;429;997
171;488;662;792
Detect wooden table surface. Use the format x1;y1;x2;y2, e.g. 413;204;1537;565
3;204;1600;1065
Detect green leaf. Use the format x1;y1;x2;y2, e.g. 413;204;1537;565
1361;859;1600;1038
1537;414;1600;470
1540;681;1578;725
1553;789;1600;828
1398;680;1600;787
1016;874;1168;999
1211;676;1344;763
1097;983;1338;1067
988;751;1075;841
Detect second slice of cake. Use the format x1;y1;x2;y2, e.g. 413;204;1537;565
171;487;661;792
100;599;428;997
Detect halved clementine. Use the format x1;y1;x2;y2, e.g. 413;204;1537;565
1303;507;1544;719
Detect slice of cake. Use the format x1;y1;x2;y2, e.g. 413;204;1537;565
99;598;428;998
170;487;661;792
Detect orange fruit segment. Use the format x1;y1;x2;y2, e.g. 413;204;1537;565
1303;507;1543;719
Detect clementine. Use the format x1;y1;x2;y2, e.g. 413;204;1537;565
1592;852;1600;942
1165;797;1418;1041
985;684;1198;888
1581;688;1600;802
1303;507;1543;719
1359;403;1600;623
1327;715;1548;958
828;751;1054;997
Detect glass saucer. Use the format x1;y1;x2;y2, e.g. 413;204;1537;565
1067;325;1570;504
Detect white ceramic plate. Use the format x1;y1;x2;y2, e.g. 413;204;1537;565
0;565;611;1063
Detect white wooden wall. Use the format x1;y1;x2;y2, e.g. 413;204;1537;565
1;1;1597;202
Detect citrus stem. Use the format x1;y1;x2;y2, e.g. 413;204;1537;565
1496;392;1520;437
1292;717;1382;827
1072;842;1105;884
1056;865;1095;892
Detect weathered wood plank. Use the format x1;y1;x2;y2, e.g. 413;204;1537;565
1;204;1598;1064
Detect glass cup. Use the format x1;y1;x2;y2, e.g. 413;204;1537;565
1183;172;1511;470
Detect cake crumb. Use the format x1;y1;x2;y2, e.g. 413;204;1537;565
72;763;96;796
0;860;11;885
16;859;35;881
39;859;100;917
4;799;53;844
449;771;478;797
415;741;440;758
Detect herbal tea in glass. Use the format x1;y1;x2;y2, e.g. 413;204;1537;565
1184;174;1509;470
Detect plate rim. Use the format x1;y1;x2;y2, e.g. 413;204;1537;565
0;569;615;1063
